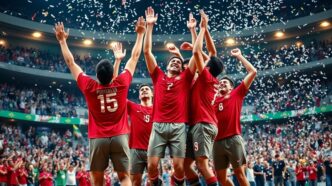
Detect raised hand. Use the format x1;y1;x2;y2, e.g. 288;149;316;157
111;42;126;60
54;22;69;42
180;42;193;51
135;16;146;34
187;12;197;29
145;7;158;25
230;48;242;57
167;43;180;55
199;10;208;29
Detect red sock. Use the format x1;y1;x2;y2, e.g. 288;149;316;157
206;176;218;185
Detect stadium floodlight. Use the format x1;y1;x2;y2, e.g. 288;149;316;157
0;39;5;45
225;38;235;46
274;31;284;38
83;39;93;46
166;42;175;49
296;41;303;48
320;21;330;28
32;32;42;38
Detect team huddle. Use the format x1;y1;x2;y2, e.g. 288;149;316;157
54;7;257;186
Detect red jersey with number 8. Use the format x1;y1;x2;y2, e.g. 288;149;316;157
77;70;132;138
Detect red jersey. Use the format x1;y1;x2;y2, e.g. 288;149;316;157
307;166;317;180
104;174;111;186
7;165;18;185
39;171;53;186
77;70;132;138
127;100;153;150
0;165;7;183
296;167;306;181
17;167;27;184
190;68;219;126
214;82;248;140
150;67;194;123
76;171;91;186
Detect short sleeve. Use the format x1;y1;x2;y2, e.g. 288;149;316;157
77;73;95;93
234;81;249;98
183;67;195;83
127;100;136;115
150;66;163;85
115;70;133;87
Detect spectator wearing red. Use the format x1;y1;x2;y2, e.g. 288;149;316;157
7;158;22;186
39;164;53;186
295;163;306;186
307;161;317;186
76;166;91;186
17;161;28;186
0;159;7;186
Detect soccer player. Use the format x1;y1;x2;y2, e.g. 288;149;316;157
188;10;223;186
143;6;196;186
54;16;146;186
213;47;257;186
127;84;153;186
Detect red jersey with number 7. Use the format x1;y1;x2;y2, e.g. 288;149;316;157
77;70;132;138
150;66;194;123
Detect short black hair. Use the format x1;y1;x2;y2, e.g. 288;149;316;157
220;75;235;87
95;59;113;85
139;83;151;90
168;55;184;65
183;58;190;65
206;56;224;77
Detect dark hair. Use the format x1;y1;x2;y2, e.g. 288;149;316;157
139;83;151;90
220;75;235;87
95;59;113;85
206;56;224;77
183;58;190;65
168;55;183;65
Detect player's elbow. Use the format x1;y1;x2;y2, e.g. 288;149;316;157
143;49;152;56
251;68;257;76
192;48;200;56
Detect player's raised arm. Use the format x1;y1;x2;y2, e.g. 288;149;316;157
201;11;217;57
111;42;126;79
231;48;257;89
192;12;207;74
54;22;83;81
124;16;146;76
143;7;158;74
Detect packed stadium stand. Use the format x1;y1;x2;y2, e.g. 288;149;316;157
0;0;331;186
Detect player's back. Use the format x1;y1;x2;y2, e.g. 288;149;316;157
77;70;132;138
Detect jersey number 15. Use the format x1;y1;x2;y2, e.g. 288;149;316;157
97;93;118;113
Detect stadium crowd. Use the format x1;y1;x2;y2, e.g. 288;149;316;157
0;115;331;186
0;39;331;77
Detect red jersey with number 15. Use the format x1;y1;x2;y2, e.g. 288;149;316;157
77;70;132;138
214;82;248;140
127;100;153;150
150;66;194;123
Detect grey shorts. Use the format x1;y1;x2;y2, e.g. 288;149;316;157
147;122;186;158
191;123;218;159
213;135;247;170
89;134;130;172
130;149;148;174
